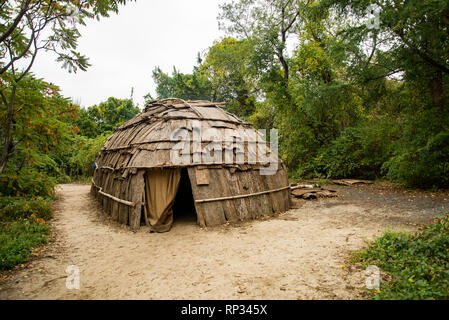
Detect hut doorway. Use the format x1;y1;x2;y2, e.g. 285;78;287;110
144;168;197;232
144;168;181;233
172;168;197;225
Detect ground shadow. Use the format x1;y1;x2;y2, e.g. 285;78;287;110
172;168;197;225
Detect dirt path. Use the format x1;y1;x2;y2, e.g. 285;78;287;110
1;183;448;300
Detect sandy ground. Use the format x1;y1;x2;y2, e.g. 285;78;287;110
0;183;448;300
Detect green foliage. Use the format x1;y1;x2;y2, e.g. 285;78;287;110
215;0;448;189
0;169;56;198
149;38;259;119
76;97;140;136
67;134;108;178
249;101;276;129
0;219;50;270
315;118;400;179
0;74;80;168
0;197;52;221
76;108;100;138
201;38;259;118
151;66;213;102
353;215;449;300
1;93;136;185
0;0;133;273
384;131;449;189
0;0;132;76
0;1;132;175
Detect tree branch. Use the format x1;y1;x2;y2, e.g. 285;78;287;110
394;29;449;75
0;0;31;44
0;17;36;76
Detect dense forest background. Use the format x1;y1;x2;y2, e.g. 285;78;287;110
146;0;449;190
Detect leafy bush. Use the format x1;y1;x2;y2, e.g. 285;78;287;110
66;134;108;178
0;197;53;221
0;169;56;198
384;132;449;189
314;119;399;179
0;219;50;270
353;214;449;300
56;174;72;184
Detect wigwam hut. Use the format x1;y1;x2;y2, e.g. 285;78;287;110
91;98;290;232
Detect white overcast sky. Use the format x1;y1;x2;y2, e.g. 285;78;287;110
30;0;225;109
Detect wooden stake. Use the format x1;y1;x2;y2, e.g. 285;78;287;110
92;179;136;207
195;185;291;204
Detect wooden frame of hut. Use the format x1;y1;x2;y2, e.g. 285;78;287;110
91;99;290;232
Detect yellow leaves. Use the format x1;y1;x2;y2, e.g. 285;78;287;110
305;57;315;65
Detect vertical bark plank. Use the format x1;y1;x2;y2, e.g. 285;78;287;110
187;167;227;227
111;174;120;221
119;175;132;225
233;170;251;220
214;168;238;223
261;171;279;213
129;170;145;231
249;170;271;218
118;172;129;223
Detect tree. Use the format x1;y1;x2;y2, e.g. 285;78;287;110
219;0;313;81
323;0;449;111
76;97;140;136
149;39;259;119
0;0;132;173
0;73;79;176
75;108;99;138
150;66;213;101
200;37;258;118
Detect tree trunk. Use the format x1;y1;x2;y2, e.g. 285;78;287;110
430;70;444;111
279;54;289;81
0;86;16;174
279;27;289;81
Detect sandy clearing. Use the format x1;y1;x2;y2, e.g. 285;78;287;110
0;183;448;300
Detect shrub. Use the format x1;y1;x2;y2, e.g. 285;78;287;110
384;132;449;189
0;197;53;221
67;134;108;178
0;169;56;198
314;119;399;179
353;214;449;300
56;174;72;184
0;196;53;270
0;219;50;270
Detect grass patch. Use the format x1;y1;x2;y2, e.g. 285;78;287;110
353;214;449;300
0;196;53;271
0;219;51;270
